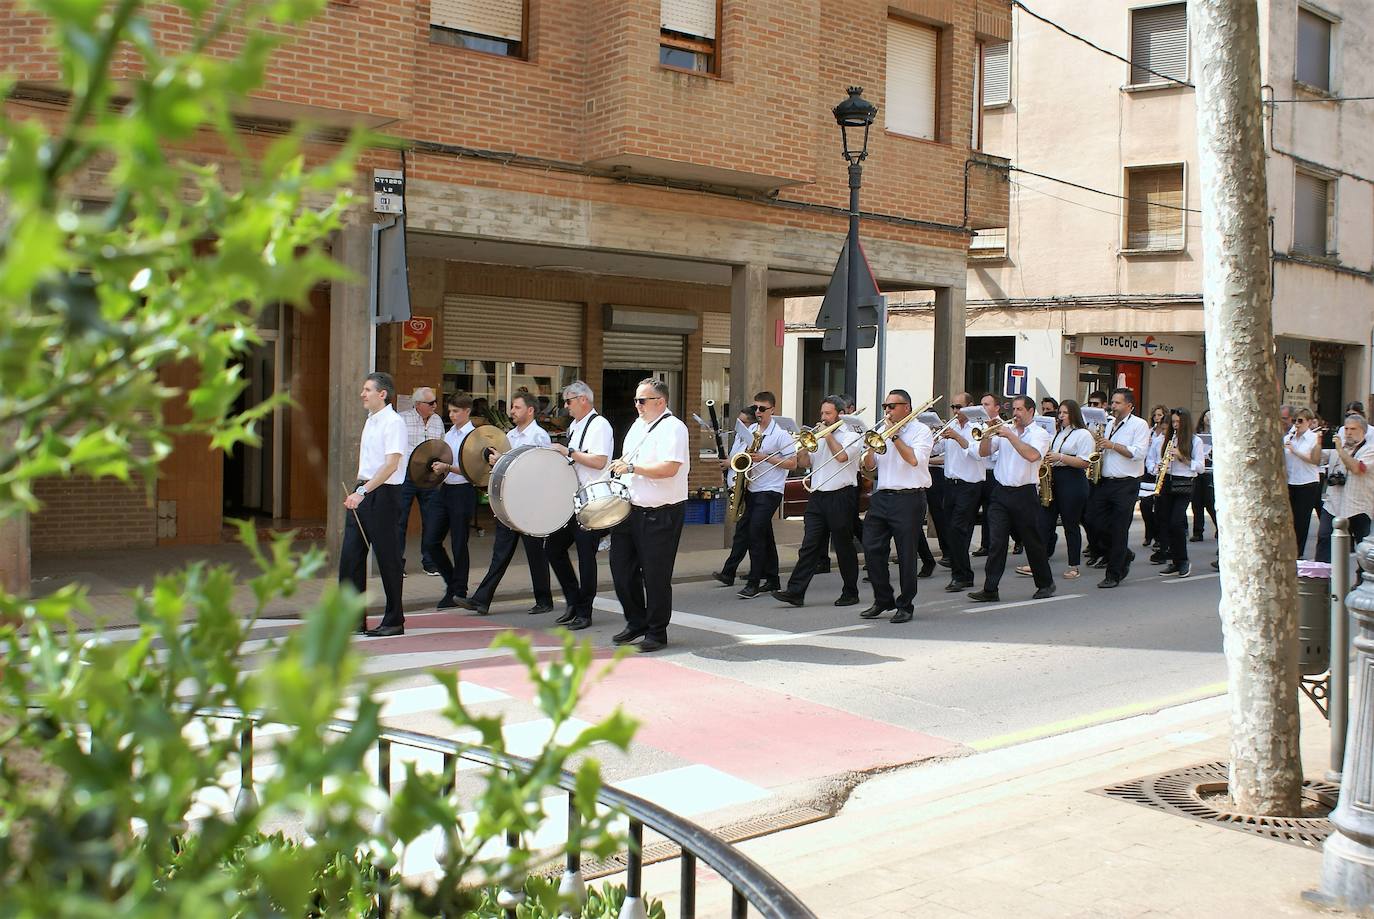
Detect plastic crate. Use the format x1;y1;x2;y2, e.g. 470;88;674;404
685;497;726;525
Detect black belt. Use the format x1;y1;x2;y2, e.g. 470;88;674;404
877;488;923;494
949;477;983;485
996;482;1037;491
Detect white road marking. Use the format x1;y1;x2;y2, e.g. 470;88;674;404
592;597;791;639
739;624;871;644
960;594;1084;613
1162;572;1220;584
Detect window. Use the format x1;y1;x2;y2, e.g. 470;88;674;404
661;0;719;74
886;18;939;141
983;41;1011;106
1296;7;1333;91
1293;170;1334;257
970;227;1007;259
1124;164;1185;251
1129;3;1188;85
430;0;525;57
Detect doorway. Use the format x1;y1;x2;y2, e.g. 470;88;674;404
224;314;284;520
966;336;1016;400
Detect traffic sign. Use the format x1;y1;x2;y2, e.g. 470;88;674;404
374;168;405;215
822;326;877;351
1003;363;1029;398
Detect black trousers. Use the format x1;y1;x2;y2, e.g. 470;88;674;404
1156;479;1194;564
424;483;476;599
546;520;604;619
1139;475;1158;545
339;483;404;629
395;479;438;571
944;478;982;584
1084;481;1104;558
984;483;1053;591
1038;467;1089;566
787;486;860;597
1088;477;1139;580
1316;511;1372;563
978;472;994;549
928;467;951;559
471;521;553;608
1191;472;1217;537
610;502;686;641
864;489;925;612
720;489;782;587
1289;482;1322;558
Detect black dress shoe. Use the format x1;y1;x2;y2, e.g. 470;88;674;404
1097;577;1120;589
555;609;577;625
816;562;832;573
859;605;892;619
365;624;405;637
833;594;860;607
1210;559;1220;570
1032;584;1057;600
890;609;914;624
712;571;735;587
1012;543;1023;555
771;589;805;607
918;561;936;578
454;597;490;615
1159;562;1180;576
967;589;1000;602
1083;555;1100;567
760;581;782;592
638;636;668;653
1149;552;1168;564
972;547;989;558
1189;534;1203;542
567;617;592;631
938;558;952;568
528;603;555;615
944;581;974;592
737;584;762;599
612;627;643;645
356;623;369;635
1091;558;1109;569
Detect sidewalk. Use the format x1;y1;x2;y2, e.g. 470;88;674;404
640;695;1344;918
29;519;812;628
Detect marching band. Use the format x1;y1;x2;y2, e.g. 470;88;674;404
343;374;1372;649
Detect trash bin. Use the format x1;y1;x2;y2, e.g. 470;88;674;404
1298;571;1332;677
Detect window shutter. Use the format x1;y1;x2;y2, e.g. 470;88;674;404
430;0;523;41
661;0;716;39
1296;8;1332;90
442;295;583;366
1293;171;1330;256
983;41;1010;105
602;331;685;371
886;19;938;141
1126;166;1185;250
1130;3;1188;84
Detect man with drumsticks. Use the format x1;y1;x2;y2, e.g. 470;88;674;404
546;381;615;631
425;393;477;610
396;386;445;577
608;378;691;653
454;390;556;616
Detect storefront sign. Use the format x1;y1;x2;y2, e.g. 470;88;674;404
1076;334;1201;364
402;316;434;352
1283;355;1313;410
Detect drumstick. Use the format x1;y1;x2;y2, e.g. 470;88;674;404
341;481;371;551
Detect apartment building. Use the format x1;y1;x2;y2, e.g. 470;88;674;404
783;0;1372;423
2;0;1010;557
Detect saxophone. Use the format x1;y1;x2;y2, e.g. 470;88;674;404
1153;431;1177;495
1038;461;1054;507
1087;423;1105;485
727;427;766;521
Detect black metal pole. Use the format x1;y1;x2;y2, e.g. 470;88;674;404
844;160;863;401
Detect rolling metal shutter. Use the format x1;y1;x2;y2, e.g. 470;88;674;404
1130;3;1188;85
1126;166;1185;251
661;0;716;39
983;41;1010;106
702;312;731;349
602;331;685;371
1296;8;1332;91
430;0;523;41
1293;171;1330;257
442;295;583;366
885;18;938;141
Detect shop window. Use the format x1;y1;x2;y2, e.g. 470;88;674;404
1129;3;1188;86
1293;169;1334;258
660;0;719;74
1124;164;1186;252
1296;6;1334;92
886;17;939;141
441;360;580;432
430;0;526;58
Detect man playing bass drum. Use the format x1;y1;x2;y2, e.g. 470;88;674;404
546;380;615;631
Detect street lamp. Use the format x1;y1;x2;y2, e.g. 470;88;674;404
832;86;878;401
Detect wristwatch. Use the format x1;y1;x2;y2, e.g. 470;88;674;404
627;463;636;474
355;485;367;496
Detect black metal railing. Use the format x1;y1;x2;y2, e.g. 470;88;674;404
200;706;816;919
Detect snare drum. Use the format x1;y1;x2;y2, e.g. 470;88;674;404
573;477;631;531
488;445;579;537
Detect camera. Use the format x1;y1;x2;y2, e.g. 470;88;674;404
1329;470;1348;487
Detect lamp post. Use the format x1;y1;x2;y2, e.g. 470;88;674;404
832;86;878;402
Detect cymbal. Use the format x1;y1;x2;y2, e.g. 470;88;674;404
460;425;510;488
407;439;453;490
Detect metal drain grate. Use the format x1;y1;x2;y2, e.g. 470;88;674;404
1095;761;1338;849
561;806;830;881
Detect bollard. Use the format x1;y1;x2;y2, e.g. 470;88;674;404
1312;536;1374;910
1329;518;1351;780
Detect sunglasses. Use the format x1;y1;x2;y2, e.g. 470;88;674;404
634;396;664;405
419;400;437;406
882;401;910;410
752;405;773;412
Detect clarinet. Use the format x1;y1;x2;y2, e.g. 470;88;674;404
707;400;729;488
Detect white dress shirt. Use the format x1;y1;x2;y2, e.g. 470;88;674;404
1324;439;1374;519
1284;429;1321;485
507;421;551;451
567;410;616;488
942;420;986;483
358;404;406;485
1164;435;1208;478
872;418;934;490
1049;427;1095;465
1144;431;1165;475
623;413;690;507
1099;413;1151;479
400;407;444;453
809;428;863;492
729;418;796;494
985;422;1051;488
442;421;474;485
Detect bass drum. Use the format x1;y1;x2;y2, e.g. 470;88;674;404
574;477;631;531
488;445;578;537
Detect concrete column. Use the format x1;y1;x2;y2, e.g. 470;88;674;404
326;223;375;566
0;512;30;598
729;264;772;414
933;286;968;404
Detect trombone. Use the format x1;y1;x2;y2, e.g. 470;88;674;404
743;418;847;482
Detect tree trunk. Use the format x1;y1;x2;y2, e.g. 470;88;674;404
1193;0;1302;815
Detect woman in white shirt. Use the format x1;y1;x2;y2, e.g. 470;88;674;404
1154;408;1207;578
1140;404;1169;552
1023;399;1095;580
1284;408;1324;558
1315;414;1374;563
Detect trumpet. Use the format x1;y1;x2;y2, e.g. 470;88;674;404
971;417;1007;441
862;396;943;455
742;419;845;482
